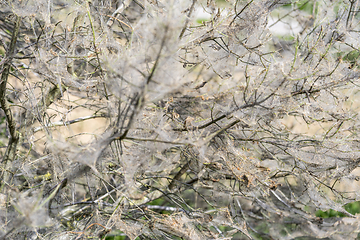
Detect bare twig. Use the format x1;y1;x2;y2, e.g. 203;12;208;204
179;0;197;39
0;15;21;167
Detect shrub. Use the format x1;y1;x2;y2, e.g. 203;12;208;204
1;0;360;239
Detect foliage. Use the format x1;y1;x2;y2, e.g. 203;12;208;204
316;201;360;218
1;0;360;239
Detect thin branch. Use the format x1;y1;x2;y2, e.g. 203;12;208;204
179;0;197;39
32;114;106;133
0;15;21;167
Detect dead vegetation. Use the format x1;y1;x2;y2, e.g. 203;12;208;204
1;0;360;239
